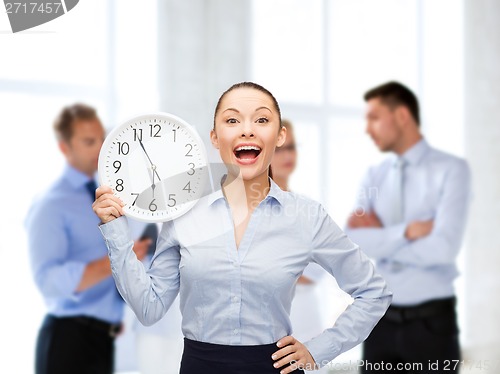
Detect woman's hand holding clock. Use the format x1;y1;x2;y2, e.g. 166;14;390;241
97;112;208;223
92;186;125;224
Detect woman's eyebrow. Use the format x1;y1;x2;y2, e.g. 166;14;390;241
222;107;272;114
255;106;272;113
222;108;240;114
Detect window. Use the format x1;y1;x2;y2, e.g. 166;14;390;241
0;1;158;372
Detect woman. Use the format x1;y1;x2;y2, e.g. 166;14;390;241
269;119;297;192
93;82;391;373
271;120;330;374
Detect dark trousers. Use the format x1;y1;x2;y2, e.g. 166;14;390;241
35;315;115;374
180;338;306;374
362;297;460;374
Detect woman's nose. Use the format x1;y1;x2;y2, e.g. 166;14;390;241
241;121;254;137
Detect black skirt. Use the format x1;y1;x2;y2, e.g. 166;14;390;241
180;338;305;374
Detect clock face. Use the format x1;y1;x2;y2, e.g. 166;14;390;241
98;113;209;222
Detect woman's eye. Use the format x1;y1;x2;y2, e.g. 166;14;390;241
256;117;269;124
226;118;238;124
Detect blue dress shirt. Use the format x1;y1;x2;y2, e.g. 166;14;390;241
25;165;123;324
99;177;391;367
346;139;471;305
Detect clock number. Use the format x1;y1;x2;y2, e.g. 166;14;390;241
116;179;124;192
172;129;176;142
149;199;158;212
185;144;193;157
117;142;129;155
149;124;161;138
187;163;195;176
168;194;177;207
133;128;143;142
113;160;121;173
183;181;192;193
131;193;139;206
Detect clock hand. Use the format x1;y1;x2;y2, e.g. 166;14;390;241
138;138;162;181
151;164;156;198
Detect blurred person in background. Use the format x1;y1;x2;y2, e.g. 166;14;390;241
346;82;471;373
270;119;329;373
25;104;150;374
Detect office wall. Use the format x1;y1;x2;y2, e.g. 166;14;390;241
464;0;500;370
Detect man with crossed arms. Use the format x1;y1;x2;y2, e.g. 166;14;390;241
346;81;471;374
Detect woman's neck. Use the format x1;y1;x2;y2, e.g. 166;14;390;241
223;171;270;211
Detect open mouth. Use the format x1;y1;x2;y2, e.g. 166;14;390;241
233;144;262;161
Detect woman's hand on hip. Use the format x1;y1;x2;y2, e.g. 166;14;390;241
272;335;318;373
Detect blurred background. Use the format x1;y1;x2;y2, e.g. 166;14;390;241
0;0;498;372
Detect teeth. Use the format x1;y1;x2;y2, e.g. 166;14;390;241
235;145;261;151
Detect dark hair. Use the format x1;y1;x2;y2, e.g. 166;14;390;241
213;82;283;180
54;103;101;142
364;81;420;126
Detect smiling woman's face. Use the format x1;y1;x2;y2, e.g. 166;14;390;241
211;87;286;181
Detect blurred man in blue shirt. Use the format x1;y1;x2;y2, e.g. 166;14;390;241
25;104;149;374
346;82;471;373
